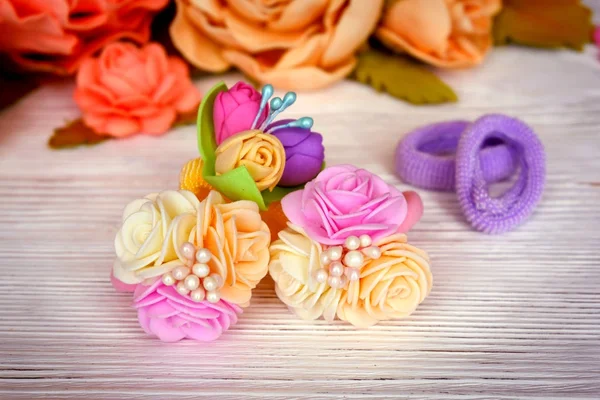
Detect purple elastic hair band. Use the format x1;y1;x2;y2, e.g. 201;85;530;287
395;120;518;191
455;114;545;234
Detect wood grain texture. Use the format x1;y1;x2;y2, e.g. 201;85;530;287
1;39;600;399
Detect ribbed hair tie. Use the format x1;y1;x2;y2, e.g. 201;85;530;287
396;115;546;234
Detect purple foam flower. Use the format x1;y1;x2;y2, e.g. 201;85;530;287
269;119;325;187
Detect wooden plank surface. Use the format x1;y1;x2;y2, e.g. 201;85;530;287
1;34;600;400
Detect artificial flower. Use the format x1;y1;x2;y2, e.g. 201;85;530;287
74;42;201;137
214;130;286;192
213;82;268;145
0;0;168;75
134;279;242;342
269;119;325;187
376;0;502;68
337;234;432;328
169;0;384;90
281;165;423;245
113;190;271;306
113;190;200;285
269;224;343;322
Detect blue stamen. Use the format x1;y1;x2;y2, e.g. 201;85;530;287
251;84;274;129
261;91;297;130
267;117;314;133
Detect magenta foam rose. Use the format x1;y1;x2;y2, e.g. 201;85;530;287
269;119;325;187
281;165;423;245
134;279;242;342
213;82;269;144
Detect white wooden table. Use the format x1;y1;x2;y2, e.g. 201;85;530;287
2;35;600;399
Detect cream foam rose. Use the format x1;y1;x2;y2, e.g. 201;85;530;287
281;165;423;245
269;224;343;322
113;190;200;285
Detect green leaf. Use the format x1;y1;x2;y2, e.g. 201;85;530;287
352;49;457;105
204;166;267;210
261;185;303;207
198;81;228;176
48;119;109;149
493;0;593;51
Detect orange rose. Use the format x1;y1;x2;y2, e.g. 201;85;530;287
169;0;383;90
74;42;201;138
376;0;501;68
0;0;168;75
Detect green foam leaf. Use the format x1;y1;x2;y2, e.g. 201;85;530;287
261;185;303;207
198;81;228;176
352;49;457;105
493;0;593;51
204;166;267;210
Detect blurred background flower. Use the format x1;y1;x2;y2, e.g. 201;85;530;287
169;0;383;89
0;0;168;75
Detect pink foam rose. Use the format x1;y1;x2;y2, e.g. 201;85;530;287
213;81;268;144
134;279;242;342
281;164;423;245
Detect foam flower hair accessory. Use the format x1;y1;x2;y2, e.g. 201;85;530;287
180;81;325;212
111;189;271;342
269;165;432;328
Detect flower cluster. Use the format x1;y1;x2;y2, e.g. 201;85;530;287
269;165;432;328
180;81;325;234
111;189;271;342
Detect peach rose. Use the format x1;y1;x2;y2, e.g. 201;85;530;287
214;130;285;192
376;0;502;68
337;234;433;328
0;0;168;75
169;0;384;89
74;42;201;138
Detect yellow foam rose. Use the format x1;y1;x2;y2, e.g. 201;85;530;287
269;224;343;322
376;0;501;68
215;130;285;192
337;234;433;328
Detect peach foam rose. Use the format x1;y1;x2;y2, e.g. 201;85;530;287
74;42;201;138
0;0;168;75
169;0;383;90
376;0;502;68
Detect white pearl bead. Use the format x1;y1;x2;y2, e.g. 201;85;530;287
184;275;200;291
190;288;205;302
329;262;344;277
209;273;223;289
313;268;329;283
363;246;381;259
176;281;189;295
345;267;360;281
320;252;331;266
161;273;175;286
192;263;210;278
328;246;343;261
344;236;360;251
203;276;218;292
359;234;372;248
195;248;212;264
172;266;190;280
343;250;364;268
328;276;342;289
206;291;220;303
181;242;196;261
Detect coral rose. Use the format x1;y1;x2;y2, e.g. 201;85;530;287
169;0;383;89
215;130;286;192
113;190;201;285
376;0;502;68
134;279;242;342
337;234;432;328
281;165;423;245
213;82;268;145
0;0;168;75
269;224;343;322
74;42;201;137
